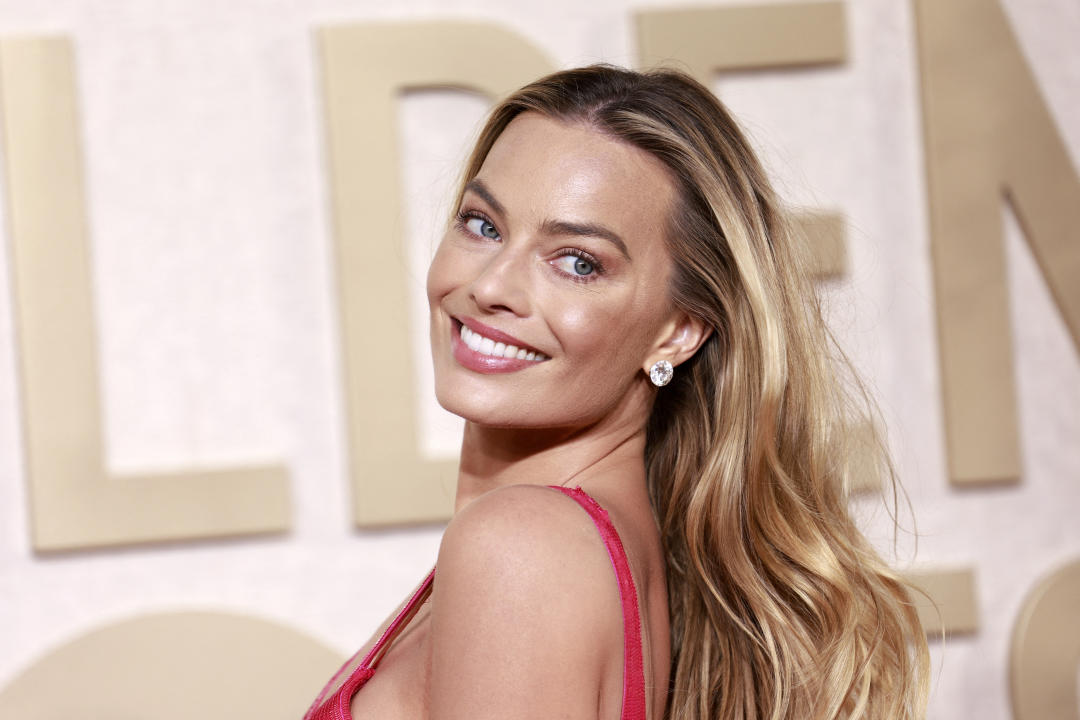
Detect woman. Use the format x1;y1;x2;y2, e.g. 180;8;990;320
305;65;928;720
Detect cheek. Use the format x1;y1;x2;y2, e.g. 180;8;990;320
553;292;662;372
426;239;459;307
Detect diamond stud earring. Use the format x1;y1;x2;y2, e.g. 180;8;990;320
649;360;673;387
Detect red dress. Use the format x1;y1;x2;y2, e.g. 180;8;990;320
302;485;647;720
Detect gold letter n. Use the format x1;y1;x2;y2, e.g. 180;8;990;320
915;0;1080;485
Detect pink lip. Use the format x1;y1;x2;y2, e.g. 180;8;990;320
450;317;546;374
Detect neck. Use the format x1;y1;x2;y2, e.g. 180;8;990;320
453;415;648;513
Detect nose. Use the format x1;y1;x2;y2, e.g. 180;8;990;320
469;244;531;317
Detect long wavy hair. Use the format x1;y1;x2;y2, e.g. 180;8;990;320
452;65;929;720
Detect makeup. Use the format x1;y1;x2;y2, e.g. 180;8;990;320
450;317;549;374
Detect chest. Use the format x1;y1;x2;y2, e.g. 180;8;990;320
347;610;432;719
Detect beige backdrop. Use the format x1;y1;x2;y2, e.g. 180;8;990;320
0;0;1077;718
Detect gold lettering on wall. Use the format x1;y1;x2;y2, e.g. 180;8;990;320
0;612;344;718
318;23;554;525
1010;559;1080;720
636;1;846;75
798;212;848;282
0;37;290;550
914;0;1080;485
906;567;979;636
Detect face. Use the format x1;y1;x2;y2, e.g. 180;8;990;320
426;112;681;429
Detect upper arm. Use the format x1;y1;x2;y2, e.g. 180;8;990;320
428;485;620;720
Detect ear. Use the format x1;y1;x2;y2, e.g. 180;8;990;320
643;310;712;374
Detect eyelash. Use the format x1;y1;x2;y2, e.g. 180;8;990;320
454;208;606;282
455;209;497;238
552;248;605;283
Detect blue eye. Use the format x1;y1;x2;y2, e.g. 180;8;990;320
463;215;500;240
572;257;594;275
552;253;598;278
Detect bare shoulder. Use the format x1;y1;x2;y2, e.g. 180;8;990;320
429;485;622;718
439;484;610;574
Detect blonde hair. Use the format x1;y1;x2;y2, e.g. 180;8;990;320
455;65;929;720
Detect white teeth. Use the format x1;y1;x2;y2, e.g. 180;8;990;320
458;323;547;361
462;325;481;351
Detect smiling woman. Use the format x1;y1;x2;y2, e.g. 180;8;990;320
303;65;929;720
429;113;687;432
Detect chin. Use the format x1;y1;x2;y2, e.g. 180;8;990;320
430;356;530;426
432;383;570;431
435;383;616;434
435;388;539;429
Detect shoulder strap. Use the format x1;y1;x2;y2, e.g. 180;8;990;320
303;569;435;720
548;485;647;720
361;567;435;670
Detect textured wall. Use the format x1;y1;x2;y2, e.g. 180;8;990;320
0;0;1076;718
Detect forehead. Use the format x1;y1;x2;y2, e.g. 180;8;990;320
474;112;677;255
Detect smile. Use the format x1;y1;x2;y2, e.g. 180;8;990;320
449;318;550;374
459;324;549;362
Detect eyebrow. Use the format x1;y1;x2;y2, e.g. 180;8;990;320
463;178;632;262
463;178;506;218
539;219;631;261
